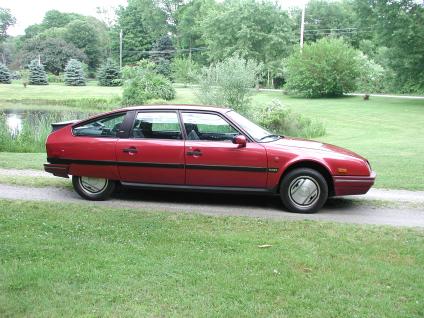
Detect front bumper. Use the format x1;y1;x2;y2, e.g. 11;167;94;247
44;163;69;178
333;171;376;196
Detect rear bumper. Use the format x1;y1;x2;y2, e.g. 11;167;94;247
44;163;69;178
333;171;376;196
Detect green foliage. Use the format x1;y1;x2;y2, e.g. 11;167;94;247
285;38;360;97
354;0;424;93
28;60;48;85
202;0;294;77
290;0;362;47
0;62;11;84
122;60;176;105
20;38;87;75
64;59;86;86
151;35;174;63
171;57;199;86
175;0;217;65
64;20;102;71
154;58;172;79
113;0;167;64
0;7;16;42
196;55;262;114
47;73;63;83
97;59;121;87
256;99;326;138
355;52;386;93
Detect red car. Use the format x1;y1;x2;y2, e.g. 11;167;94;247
44;105;376;213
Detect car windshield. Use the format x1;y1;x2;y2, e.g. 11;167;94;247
226;110;281;142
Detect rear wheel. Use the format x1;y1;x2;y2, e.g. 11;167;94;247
280;168;328;213
72;176;115;201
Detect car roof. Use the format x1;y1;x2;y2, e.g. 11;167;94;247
120;104;232;113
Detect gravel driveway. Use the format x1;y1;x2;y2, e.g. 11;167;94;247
0;182;423;228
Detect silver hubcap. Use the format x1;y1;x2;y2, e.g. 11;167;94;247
288;176;320;209
79;177;108;194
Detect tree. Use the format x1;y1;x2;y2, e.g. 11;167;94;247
353;0;424;93
64;59;86;86
151;35;174;63
28;60;48;85
175;0;216;64
0;7;16;43
97;58;121;86
202;0;294;80
20;38;87;75
0;62;11;83
42;10;81;29
285;38;360;97
196;55;262;114
64;20;102;71
113;0;168;64
290;0;363;47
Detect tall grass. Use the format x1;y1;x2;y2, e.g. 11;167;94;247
0;112;84;153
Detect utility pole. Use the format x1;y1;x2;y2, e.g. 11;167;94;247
300;3;305;51
38;54;41;66
119;29;123;69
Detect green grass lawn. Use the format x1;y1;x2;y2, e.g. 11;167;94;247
0;82;423;190
0;200;423;317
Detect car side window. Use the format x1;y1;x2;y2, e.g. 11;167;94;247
131;112;182;140
73;113;126;137
182;112;239;141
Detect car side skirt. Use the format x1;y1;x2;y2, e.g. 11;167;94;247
121;182;277;195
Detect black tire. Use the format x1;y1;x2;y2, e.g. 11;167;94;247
72;176;115;201
280;168;328;213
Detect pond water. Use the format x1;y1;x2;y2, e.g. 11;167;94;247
1;109;88;136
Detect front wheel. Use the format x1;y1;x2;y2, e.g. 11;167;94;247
280;168;328;213
72;176;115;201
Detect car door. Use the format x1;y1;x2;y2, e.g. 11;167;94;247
181;111;268;188
116;110;185;185
65;111;128;179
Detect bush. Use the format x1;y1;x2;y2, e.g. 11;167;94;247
355;53;386;93
196;55;262;114
172;57;199;87
64;59;86;86
285;38;360;97
122;60;176;106
0;63;12;84
97;59;121;86
28;60;48;85
255;100;326;138
154;58;172;79
47;73;63;83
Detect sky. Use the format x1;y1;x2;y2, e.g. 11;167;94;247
2;0;307;36
2;0;128;36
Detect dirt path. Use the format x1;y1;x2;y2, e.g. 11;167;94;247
0;183;423;228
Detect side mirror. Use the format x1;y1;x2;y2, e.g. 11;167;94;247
232;135;247;148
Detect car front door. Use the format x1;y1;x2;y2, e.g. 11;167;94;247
116;111;185;185
182;111;268;188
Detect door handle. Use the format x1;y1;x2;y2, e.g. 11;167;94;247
186;149;202;156
123;147;138;153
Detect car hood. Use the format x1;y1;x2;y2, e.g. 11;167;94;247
267;137;366;160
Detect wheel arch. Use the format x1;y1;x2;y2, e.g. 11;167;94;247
278;160;335;196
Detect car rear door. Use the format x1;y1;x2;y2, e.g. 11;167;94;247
63;111;128;180
181;111;268;188
116;110;185;185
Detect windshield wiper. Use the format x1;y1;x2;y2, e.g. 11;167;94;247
259;134;281;141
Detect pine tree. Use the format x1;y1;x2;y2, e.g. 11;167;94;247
64;59;86;86
97;59;121;86
28;60;48;85
0;63;12;84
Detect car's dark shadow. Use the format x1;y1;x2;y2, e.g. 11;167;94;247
112;187;359;212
